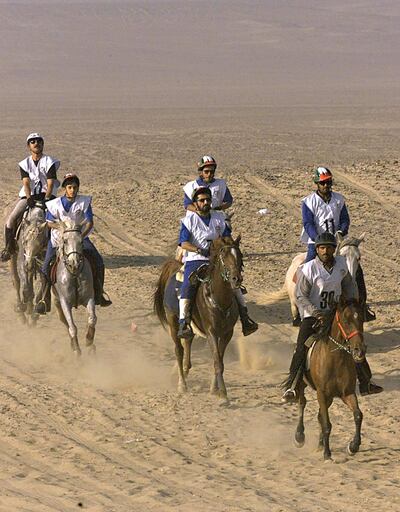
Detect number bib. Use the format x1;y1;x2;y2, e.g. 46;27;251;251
300;256;349;317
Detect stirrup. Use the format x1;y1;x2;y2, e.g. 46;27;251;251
364;306;376;322
99;292;112;307
242;318;258;336
178;321;193;339
0;249;11;262
34;300;47;315
360;381;383;396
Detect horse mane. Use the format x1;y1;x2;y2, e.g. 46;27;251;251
337;236;361;252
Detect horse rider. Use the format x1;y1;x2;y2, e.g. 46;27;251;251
177;186;258;339
281;232;383;403
1;133;60;262
35;173;112;314
300;166;375;322
183;155;233;213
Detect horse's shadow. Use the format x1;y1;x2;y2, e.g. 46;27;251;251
103;254;166;269
364;327;400;354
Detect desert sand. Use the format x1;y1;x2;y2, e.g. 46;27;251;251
1;1;400;511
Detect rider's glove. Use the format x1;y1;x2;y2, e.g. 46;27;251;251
26;196;36;208
197;247;210;257
312;311;327;331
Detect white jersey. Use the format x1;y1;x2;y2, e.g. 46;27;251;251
297;255;349;319
46;195;92;248
300;191;346;245
18;155;60;198
182;211;226;263
183;178;227;210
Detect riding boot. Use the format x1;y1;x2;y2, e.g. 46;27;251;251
177;298;194;339
94;265;112;307
237;304;258;336
356;359;383;396
34;273;51;315
1;227;16;262
281;345;307;402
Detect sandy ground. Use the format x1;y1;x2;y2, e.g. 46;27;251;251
0;106;399;511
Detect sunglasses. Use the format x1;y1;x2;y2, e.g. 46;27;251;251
29;138;43;144
196;197;211;203
318;180;332;186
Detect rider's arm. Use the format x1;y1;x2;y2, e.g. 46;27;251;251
45;209;58;229
22;177;31;199
341;271;359;302
45;163;58;199
81;204;94;239
295;270;320;317
338;203;350;236
302;202;318;241
216;187;233;211
179;222;198;253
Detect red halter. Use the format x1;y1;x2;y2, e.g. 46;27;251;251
335;310;362;341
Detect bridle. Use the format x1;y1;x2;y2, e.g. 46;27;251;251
329;309;363;354
62;228;84;276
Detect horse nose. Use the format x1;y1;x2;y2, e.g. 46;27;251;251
231;274;242;287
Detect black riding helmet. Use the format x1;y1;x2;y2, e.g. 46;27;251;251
315;232;337;247
62;173;80;188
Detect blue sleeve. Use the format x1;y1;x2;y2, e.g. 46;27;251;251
223;186;233;205
183;193;193;209
338;203;350;235
85;204;93;222
46;210;56;221
222;224;232;237
178;223;191;245
302;202;318;241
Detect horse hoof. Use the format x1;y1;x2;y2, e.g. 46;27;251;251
347;441;359;456
178;385;188;394
88;345;96;356
73;350;82;358
294;433;305;448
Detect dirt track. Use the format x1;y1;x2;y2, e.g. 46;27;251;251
0;108;399;511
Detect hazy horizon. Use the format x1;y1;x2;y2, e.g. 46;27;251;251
1;0;400;109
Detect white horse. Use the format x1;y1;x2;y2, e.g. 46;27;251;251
52;219;97;356
285;233;365;325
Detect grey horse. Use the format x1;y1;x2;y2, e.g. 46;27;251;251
51;219;97;356
10;202;48;325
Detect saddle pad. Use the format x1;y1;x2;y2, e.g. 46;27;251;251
306;338;317;371
176;266;185;283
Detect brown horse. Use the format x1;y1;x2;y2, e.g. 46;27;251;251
294;299;366;461
153;236;242;400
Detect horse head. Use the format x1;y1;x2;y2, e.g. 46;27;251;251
332;297;366;363
54;219;85;275
209;235;243;289
21;204;47;271
336;232;365;280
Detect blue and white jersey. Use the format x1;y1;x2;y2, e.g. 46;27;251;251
18;155;60;198
179;211;230;262
300;191;349;245
297;255;349;318
183;178;232;210
46;194;92;247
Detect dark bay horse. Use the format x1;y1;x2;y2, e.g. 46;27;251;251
10;202;48;325
154;236;242;400
294;299;366;461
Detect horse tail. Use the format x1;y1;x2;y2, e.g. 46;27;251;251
153;258;181;329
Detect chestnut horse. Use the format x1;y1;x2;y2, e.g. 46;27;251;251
153;236;242;400
294;299;366;461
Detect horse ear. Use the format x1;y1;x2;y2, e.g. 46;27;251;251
357;232;366;245
39;222;47;230
335;231;344;243
234;234;241;245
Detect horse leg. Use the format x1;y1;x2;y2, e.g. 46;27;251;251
54;297;69;329
317;392;333;461
85;298;97;354
295;381;307;447
169;318;187;393
10;257;26;320
208;334;227;400
59;296;81;356
342;393;363;455
182;337;193;377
